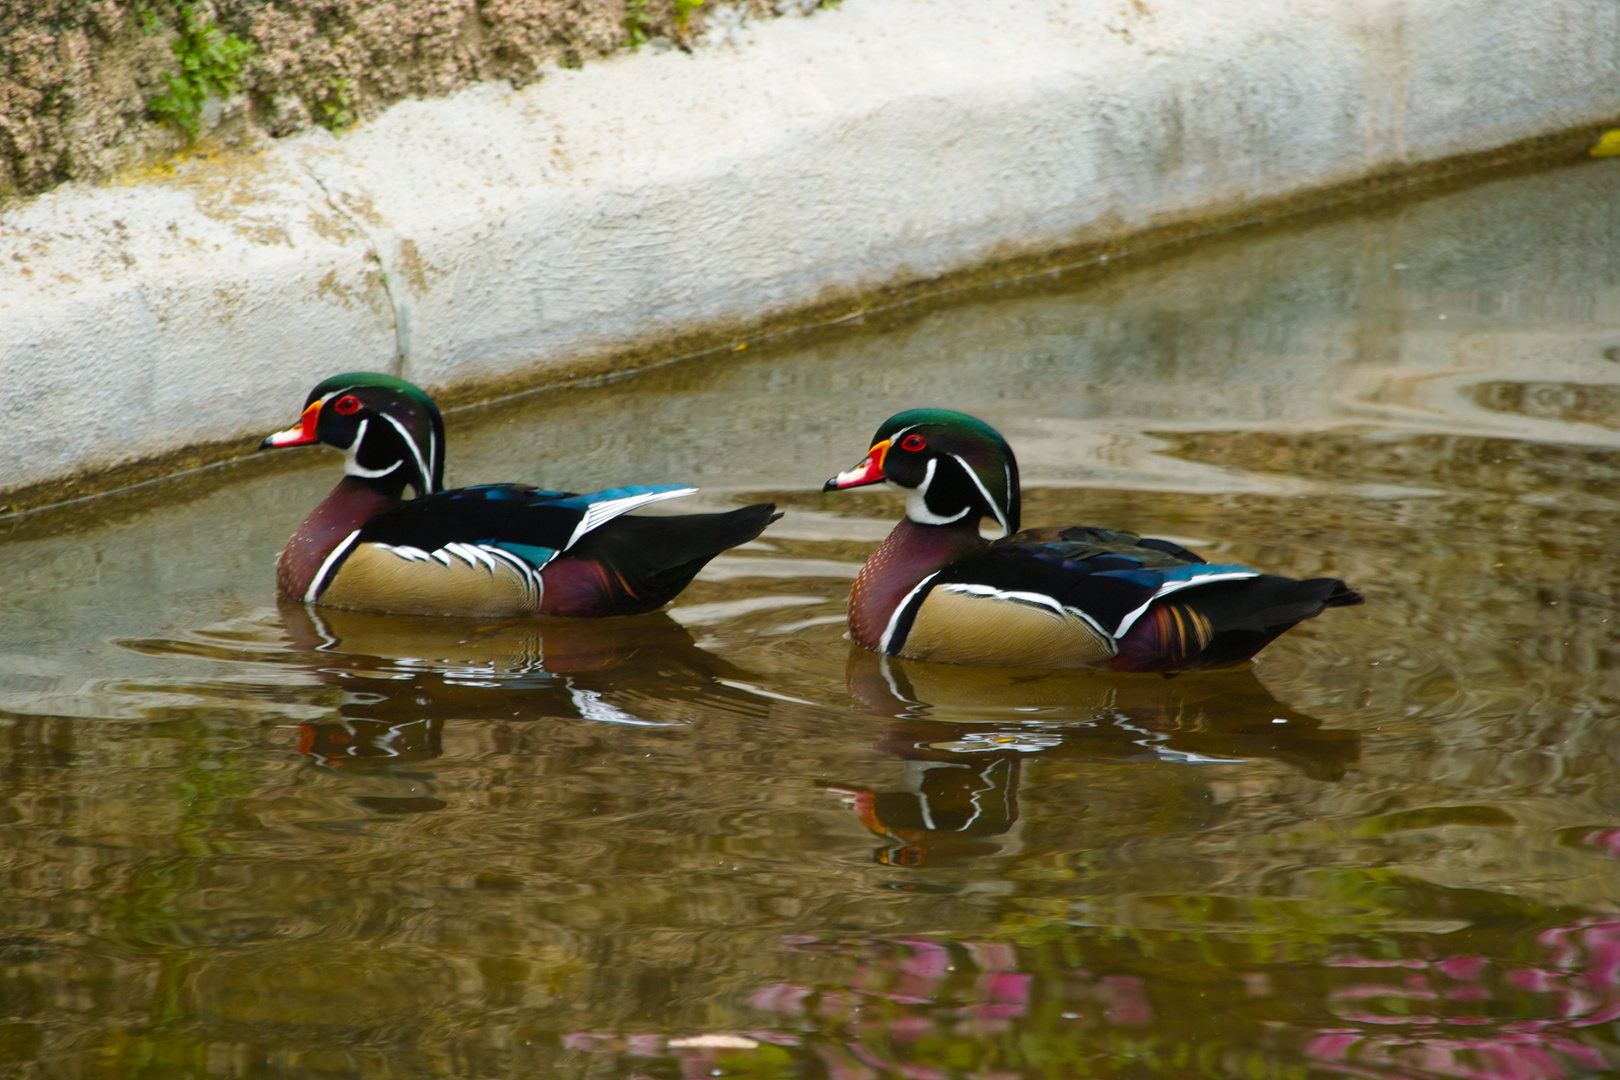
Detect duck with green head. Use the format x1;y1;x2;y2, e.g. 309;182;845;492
825;409;1361;672
261;373;778;617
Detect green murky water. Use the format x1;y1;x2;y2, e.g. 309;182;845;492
3;162;1620;1080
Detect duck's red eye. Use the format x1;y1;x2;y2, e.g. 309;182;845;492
900;434;927;452
332;395;361;415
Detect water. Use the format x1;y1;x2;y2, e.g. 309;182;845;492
3;161;1620;1079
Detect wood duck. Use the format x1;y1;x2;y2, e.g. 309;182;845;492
260;372;778;617
823;409;1362;672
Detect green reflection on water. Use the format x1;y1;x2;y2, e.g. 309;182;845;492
2;161;1620;1078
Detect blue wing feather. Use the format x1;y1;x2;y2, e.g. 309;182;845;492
491;541;559;568
1094;562;1259;591
546;483;692;512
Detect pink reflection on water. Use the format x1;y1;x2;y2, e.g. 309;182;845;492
1310;919;1620;1079
1575;829;1620;859
565;920;1620;1080
966;941;1017;972
1101;975;1153;1027
1436;957;1489;981
625;1033;664;1057
739;936;1147;1069
750;982;811;1013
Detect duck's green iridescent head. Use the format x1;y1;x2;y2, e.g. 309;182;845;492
824;408;1020;535
260;372;445;497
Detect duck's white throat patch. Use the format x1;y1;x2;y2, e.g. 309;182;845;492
341;419;403;481
903;458;970;526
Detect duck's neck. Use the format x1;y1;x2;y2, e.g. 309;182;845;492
277;478;399;599
849;518;988;651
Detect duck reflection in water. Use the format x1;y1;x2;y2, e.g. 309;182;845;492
833;650;1361;867
278;600;768;773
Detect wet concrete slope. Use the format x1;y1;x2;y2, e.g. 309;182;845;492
1;0;1617;499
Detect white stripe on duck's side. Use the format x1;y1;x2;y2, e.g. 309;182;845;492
306;529;362;603
443;542;496;572
880;571;941;654
565;486;699;550
883;576;1119;668
311;537;547;615
937;583;1114;642
937;582;1064;616
478;544;545;595
374;543;433;562
1110;570;1260;639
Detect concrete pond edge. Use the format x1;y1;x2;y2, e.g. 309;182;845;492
3;0;1619;520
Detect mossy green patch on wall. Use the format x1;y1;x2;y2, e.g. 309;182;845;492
627;0;704;48
316;76;356;133
147;5;253;138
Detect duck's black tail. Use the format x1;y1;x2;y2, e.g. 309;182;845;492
552;504;781;616
1191;575;1362;669
1116;575;1362;672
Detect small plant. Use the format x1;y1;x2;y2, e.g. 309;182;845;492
625;0;652;47
135;2;163;36
149;5;254;139
626;0;703;48
317;76;356;132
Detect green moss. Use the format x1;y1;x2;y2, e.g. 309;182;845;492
317;75;357;132
626;0;703;48
148;5;253;139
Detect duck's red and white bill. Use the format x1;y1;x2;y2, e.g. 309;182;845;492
824;439;890;491
263;400;323;448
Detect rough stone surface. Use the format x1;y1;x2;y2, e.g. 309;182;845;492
0;144;396;496
0;0;784;200
2;0;1618;497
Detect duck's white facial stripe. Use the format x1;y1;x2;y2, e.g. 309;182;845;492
904;459;970;526
342;419;404;480
949;452;1010;537
379;412;436;494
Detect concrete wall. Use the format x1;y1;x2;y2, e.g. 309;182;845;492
2;0;1618;497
